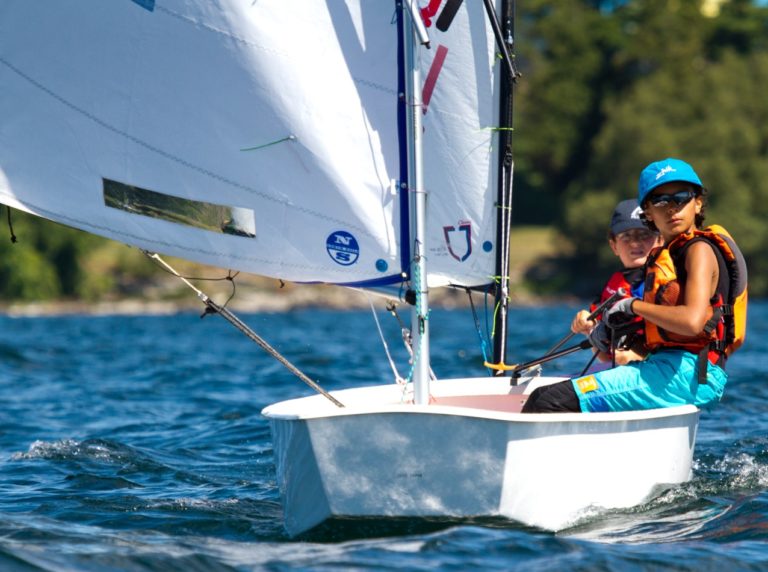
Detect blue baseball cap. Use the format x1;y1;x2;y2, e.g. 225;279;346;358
638;158;703;205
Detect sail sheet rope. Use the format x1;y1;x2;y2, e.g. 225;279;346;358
466;288;492;368
366;295;406;387
143;251;344;408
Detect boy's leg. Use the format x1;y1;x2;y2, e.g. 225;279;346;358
521;381;581;413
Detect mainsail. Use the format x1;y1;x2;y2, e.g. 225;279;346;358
0;0;499;289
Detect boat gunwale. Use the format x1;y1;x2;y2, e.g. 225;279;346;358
262;393;700;424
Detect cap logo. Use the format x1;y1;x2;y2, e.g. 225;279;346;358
656;165;675;180
631;206;642;219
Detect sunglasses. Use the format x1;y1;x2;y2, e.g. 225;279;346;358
646;190;697;208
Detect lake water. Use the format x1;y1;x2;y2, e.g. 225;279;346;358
0;301;767;571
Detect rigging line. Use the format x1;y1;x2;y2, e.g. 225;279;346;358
483;286;493;345
466;288;491;368
390;302;417;402
386;301;409;331
579;351;599;377
146;256;239;310
490;298;501;339
367;295;405;385
400;260;436;385
481;0;520;82
143;251;344;408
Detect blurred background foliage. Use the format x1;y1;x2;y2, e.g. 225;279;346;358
0;210;159;302
515;0;768;296
0;0;766;303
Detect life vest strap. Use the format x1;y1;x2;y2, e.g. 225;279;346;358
710;339;727;353
702;306;723;336
698;341;729;384
697;347;709;385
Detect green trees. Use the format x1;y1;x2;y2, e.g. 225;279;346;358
517;0;768;295
0;209;156;302
1;1;767;301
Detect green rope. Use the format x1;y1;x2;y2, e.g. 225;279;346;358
404;258;430;384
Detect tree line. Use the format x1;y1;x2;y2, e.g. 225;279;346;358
0;0;766;301
515;0;768;296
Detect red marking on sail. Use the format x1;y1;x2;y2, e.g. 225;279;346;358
422;45;448;115
420;0;443;27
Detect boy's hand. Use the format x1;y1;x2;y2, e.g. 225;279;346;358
604;297;639;329
571;309;595;335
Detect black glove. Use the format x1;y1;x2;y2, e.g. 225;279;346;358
588;321;611;353
603;297;639;330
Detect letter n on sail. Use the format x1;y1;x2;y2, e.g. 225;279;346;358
443;222;472;262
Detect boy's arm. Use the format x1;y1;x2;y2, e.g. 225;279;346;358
631;241;718;336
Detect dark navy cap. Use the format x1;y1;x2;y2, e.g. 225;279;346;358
610;199;646;235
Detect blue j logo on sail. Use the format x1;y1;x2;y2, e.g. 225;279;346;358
443;222;472;262
326;231;360;266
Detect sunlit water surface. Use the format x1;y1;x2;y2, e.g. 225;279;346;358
0;301;767;571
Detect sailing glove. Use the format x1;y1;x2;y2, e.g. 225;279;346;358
588;321;611;353
603;297;639;330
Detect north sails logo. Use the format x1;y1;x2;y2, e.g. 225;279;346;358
631;206;643;219
326;231;360;266
656;165;676;180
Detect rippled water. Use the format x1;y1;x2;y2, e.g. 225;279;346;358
0;301;767;570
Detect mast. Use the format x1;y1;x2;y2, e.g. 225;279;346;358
402;0;431;405
489;0;517;374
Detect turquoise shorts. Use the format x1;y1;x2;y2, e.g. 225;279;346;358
571;349;727;413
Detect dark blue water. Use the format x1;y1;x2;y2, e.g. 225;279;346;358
1;301;767;571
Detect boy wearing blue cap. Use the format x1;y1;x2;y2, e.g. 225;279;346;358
523;158;747;413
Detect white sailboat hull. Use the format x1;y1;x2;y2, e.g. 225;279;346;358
262;377;700;536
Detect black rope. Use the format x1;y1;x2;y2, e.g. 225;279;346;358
6;206;17;243
386;301;409;331
146;254;239;315
466;287;492;366
204;295;344;407
579;351;599;377
142;250;344;407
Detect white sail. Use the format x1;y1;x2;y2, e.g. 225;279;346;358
0;0;499;289
420;4;501;287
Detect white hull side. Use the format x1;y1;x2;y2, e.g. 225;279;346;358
262;377;700;536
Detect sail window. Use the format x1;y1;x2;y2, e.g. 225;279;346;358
103;178;256;238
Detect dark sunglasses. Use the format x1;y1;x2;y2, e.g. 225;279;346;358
646;190;696;208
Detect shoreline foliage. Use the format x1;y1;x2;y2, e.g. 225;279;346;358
2;1;767;301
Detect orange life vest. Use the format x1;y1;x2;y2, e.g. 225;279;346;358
642;225;748;369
